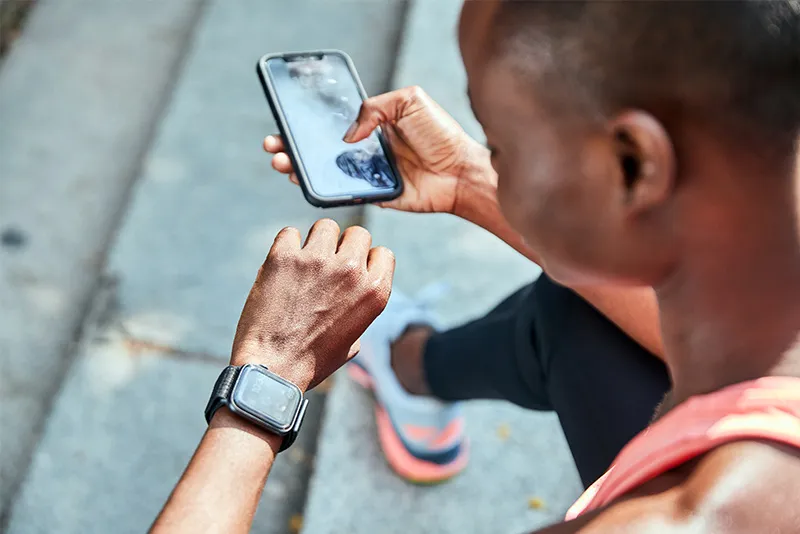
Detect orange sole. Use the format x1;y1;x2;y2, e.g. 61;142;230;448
348;363;469;484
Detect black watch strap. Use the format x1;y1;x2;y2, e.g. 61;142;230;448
204;365;305;452
204;365;240;425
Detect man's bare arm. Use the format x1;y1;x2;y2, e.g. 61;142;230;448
530;440;800;534
151;411;281;533
151;220;395;533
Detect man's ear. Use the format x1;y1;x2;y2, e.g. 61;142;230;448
610;111;676;216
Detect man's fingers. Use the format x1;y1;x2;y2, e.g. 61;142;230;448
263;135;285;153
303;219;341;255
347;339;361;361
343;86;425;143
271;152;294;174
366;246;394;311
337;225;372;262
382;125;419;165
269;226;302;257
367;245;395;283
265;136;297;180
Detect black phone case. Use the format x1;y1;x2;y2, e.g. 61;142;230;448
256;50;404;208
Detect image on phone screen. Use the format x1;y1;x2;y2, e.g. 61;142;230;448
265;54;399;199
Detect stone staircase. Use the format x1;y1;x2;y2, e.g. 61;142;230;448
0;1;579;532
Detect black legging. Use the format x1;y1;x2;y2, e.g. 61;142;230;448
424;274;671;488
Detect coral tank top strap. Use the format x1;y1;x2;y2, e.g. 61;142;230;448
566;377;800;520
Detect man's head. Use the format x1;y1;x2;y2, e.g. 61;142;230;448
460;1;800;287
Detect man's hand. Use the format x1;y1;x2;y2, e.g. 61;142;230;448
231;219;394;392
264;90;666;361
264;86;493;216
152;221;394;534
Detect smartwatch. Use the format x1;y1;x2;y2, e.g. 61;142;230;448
204;364;308;452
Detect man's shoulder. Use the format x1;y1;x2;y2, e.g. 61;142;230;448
543;440;799;533
649;440;800;532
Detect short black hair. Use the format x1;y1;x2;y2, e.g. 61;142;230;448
491;1;800;150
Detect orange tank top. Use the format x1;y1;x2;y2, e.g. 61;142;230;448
566;376;800;520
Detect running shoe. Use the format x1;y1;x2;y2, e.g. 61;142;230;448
348;287;468;484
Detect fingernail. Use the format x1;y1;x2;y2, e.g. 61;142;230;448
343;122;358;142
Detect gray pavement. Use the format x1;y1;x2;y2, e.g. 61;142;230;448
5;0;408;532
6;323;222;534
2;0;580;532
105;0;406;359
301;1;581;533
0;0;204;524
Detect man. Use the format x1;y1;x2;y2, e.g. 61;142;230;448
267;35;670;488
156;1;800;532
267;17;670;490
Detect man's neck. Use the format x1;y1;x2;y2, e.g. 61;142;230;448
655;182;800;410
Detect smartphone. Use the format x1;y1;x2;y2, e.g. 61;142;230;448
257;50;403;208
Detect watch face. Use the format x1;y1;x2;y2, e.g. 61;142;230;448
230;365;302;431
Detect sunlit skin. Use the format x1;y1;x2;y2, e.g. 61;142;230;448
151;220;395;533
153;1;800;532
458;2;800;531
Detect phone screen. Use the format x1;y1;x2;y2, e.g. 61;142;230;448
266;54;399;199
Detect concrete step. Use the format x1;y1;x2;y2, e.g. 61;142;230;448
5;0;408;533
0;0;204;524
301;1;581;533
101;0;407;359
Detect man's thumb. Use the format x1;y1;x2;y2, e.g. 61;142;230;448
343;87;421;143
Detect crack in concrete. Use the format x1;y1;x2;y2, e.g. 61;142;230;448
121;336;224;366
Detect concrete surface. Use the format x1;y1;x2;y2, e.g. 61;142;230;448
0;0;204;522
106;0;407;359
301;1;581;532
6;327;220;534
305;381;581;534
6;0;408;532
5;318;324;534
4;0;582;531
